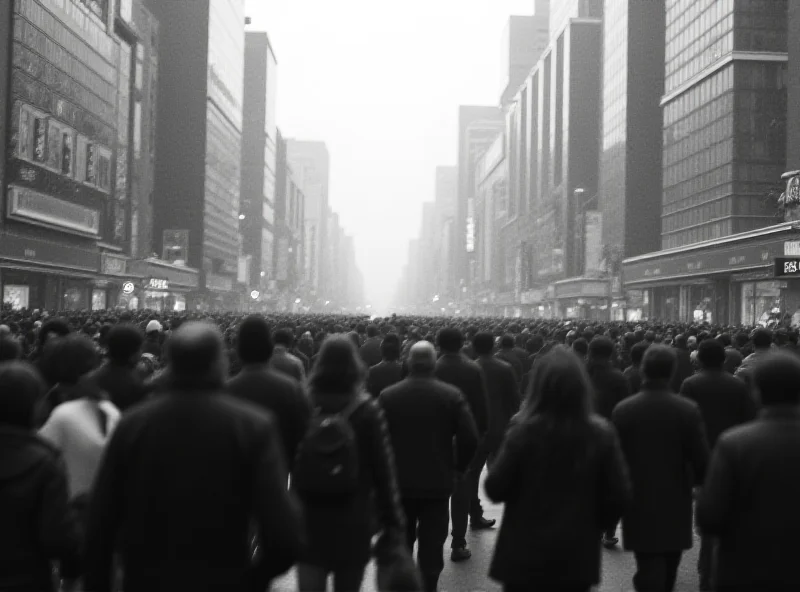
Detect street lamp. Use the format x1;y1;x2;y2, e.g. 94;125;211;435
238;214;246;220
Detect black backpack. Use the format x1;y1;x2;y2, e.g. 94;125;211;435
292;394;369;497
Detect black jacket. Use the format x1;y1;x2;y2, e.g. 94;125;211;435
495;350;523;385
88;362;148;413
366;360;403;399
226;364;312;469
380;376;479;498
359;337;383;368
0;427;81;592
435;353;489;437
612;383;709;552
587;361;631;420
671;347;694;392
83;389;305;592
484;416;631;588
697;408;800;588
475;356;520;454
679;368;757;449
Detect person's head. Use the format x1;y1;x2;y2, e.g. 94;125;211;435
588;336;614;363
166;321;227;390
346;331;360;349
51;334;99;386
437;327;464;354
500;334;515;350
520;348;592;421
237;315;274;365
107;324;144;367
674;334;688;349
641;345;677;384
0;362;46;428
717;333;732;348
629;341;650;368
697;339;725;370
308;335;366;395
526;335;544;353
366;324;379;338
408;341;436;376
38;318;70;348
145;320;163;336
752;328;773;351
473;332;495;356
0;336;22;362
380;333;400;362
273;328;294;348
571;338;589;359
754;351;800;407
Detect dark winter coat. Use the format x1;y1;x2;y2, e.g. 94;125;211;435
88;362;148;413
359;337;383;368
587;361;631;420
475;355;520;455
435;353;489;437
366;360;404;399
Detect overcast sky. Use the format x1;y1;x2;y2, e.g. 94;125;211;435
245;0;535;313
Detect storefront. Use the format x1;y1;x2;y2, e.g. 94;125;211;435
553;277;609;321
124;259;200;311
623;222;800;325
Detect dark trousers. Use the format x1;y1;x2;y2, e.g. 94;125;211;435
296;563;365;592
450;442;487;549
698;533;715;584
402;497;450;592
504;584;590;592
633;551;682;592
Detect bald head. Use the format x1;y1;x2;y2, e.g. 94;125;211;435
166;321;226;388
408;340;436;375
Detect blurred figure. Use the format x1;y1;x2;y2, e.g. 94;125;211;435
366;333;403;398
623;341;650;394
270;328;306;383
31;318;71;388
717;333;743;374
359;324;383;368
0;334;23;362
293;336;405;592
88;324;147;413
380;341;479;592
142;320;163;361
435;327;491;562
83;322;304;592
697;351;800;592
680;338;757;590
671;335;694;393
613;346;709;592
485;349;631;592
734;328;773;389
571;337;589;363
0;362;82;592
495;334;523;386
226;315;311;469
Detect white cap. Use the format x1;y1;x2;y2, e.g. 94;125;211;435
146;320;163;333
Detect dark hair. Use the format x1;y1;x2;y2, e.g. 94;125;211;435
380;334;400;361
500;334;515;349
641;345;677;384
754;351;800;406
630;341;650;367
437;327;464;353
717;333;732;347
53;334;99;385
237;315;274;364
571;338;589;358
0;336;22;362
166;322;226;390
0;362;46;428
752;328;773;350
697;339;725;370
309;335;366;395
526;335;544;353
473;332;495;356
588;336;614;361
366;325;379;338
107;324;144;365
38;318;70;348
274;328;294;347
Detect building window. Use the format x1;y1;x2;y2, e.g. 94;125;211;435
3;286;29;310
78;0;108;21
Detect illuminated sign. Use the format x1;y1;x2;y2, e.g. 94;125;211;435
148;278;169;290
774;258;800;278
250;290;260;300
122;282;135;294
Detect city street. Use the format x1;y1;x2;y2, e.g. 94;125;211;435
273;471;701;592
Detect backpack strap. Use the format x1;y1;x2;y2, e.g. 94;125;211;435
339;393;371;420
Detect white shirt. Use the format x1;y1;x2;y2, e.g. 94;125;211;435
39;399;121;498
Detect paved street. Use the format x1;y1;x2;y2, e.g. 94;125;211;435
273;471;701;592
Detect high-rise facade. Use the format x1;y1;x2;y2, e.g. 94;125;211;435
599;0;665;259
274;130;305;308
147;0;245;310
241;32;278;294
500;13;549;107
788;0;800;169
549;0;602;39
434;166;457;299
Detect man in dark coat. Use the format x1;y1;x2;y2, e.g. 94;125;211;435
671;334;695;392
623;341;650;395
697;351;800;592
434;327;490;562
380;341;479;592
495;334;523;386
359;324;383;368
83;322;305;592
473;332;520;466
88;324;147;413
680;338;757;590
226;315;312;469
613;345;709;592
269;328;306;383
366;334;403;398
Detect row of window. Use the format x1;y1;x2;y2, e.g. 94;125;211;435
17;102;112;193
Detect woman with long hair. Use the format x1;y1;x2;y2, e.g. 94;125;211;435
485;348;632;592
293;335;405;592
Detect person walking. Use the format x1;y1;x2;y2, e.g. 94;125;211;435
434;327;491;562
484;349;631;592
612;346;709;592
359;324;383;368
380;341;479;592
495;335;524;386
87;324;147;413
680;338;758;589
697;351;800;592
269;328;307;383
366;334;404;398
82;322;305;592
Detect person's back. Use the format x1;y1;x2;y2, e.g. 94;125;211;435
623;341;650;395
697;351;800;590
83;322;304;592
495;335;523;385
366;334;403;398
359;325;383;368
587;337;631;420
269;329;306;383
434;330;488;438
88;324;147;413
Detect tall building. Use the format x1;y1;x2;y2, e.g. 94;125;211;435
434;166;457;298
241;32;278;294
789;0;800;169
147;0;245;310
599;0;665;259
454;106;504;301
500;12;549;107
0;0;167;312
549;0;602;39
287;140;330;300
274;130;305;308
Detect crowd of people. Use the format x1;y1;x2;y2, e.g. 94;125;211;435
1;305;800;592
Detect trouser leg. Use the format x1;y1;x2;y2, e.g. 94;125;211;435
449;478;469;548
416;498;450;592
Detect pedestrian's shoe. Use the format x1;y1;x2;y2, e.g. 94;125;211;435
602;535;619;549
470;516;496;530
450;547;472;562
